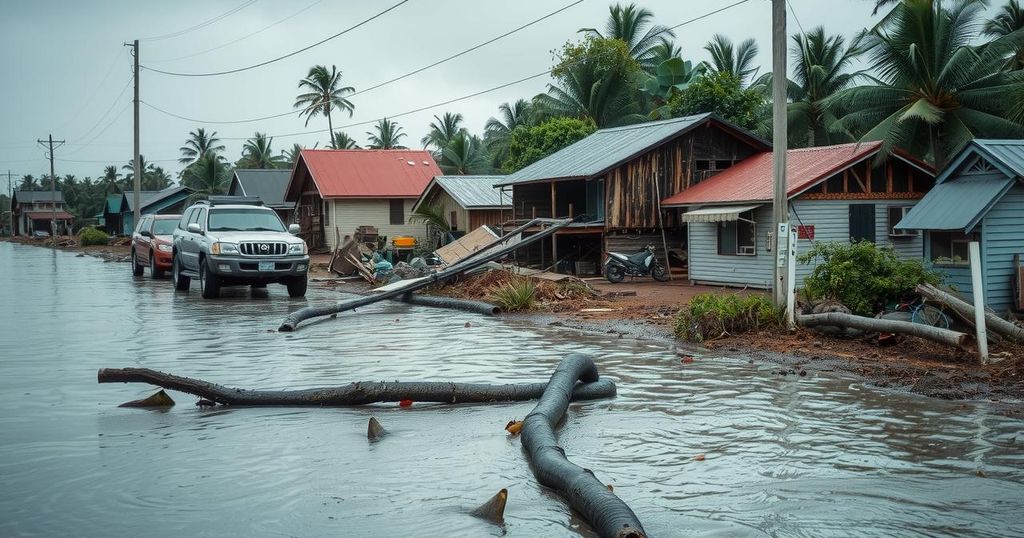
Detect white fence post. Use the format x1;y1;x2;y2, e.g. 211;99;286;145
969;241;988;364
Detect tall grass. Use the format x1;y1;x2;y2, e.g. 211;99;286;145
675;293;782;343
490;277;537;312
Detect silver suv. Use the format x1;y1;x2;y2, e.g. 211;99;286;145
171;198;309;299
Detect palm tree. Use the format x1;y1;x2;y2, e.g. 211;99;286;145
238;132;283;169
183;152;229;199
421;112;467;150
178;128;225;166
281;143;304;166
18;174;38;191
786;27;869;147
122;155;156;188
294;64;355;145
704;34;760;87
985;0;1024;69
331;132;359;149
534;60;645;127
828;0;1024;168
366;118;407;149
484;99;532;167
650;36;682;66
579;3;675;70
100;165;121;195
439;134;490;175
145;167;172;190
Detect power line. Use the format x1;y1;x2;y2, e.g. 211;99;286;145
667;0;755;30
141;0;411;77
147;0;324;63
68;77;132;144
55;157;179;164
141;100;297;124
56;48;127;133
140;0;257;42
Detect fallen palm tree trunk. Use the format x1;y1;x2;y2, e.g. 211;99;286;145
279;218;573;331
521;354;646;538
798;312;970;349
916;283;1024;343
97;366;616;406
398;293;500;316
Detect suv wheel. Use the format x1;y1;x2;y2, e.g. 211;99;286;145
131;250;144;276
172;253;190;291
200;259;221;299
286;276;307;298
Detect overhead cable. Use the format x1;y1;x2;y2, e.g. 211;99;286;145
140;0;258;42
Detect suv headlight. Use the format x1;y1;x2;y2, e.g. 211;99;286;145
211;242;239;255
288;242;308;255
157;244;173;253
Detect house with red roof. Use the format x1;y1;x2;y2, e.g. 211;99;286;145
11;190;74;236
283;149;442;249
661;142;935;288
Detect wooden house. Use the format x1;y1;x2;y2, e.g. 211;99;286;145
283;149;441;250
896;139;1024;312
411;175;511;233
101;193;125;235
228;169;295;223
661;142;935;289
493;114;769;275
11;190;73;236
119;186;193;235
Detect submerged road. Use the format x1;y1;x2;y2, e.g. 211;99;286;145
0;241;1022;536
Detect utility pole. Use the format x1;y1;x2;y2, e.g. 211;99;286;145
6;170;14;237
771;0;790;313
37;134;66;246
125;39;141;232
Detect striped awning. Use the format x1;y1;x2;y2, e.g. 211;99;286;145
681;205;762;223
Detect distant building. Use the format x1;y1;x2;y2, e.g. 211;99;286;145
662;141;935;289
119;186;193;235
228;169;295;224
284;149;441;250
411;175;511;234
897;139;1024;312
11;191;73;236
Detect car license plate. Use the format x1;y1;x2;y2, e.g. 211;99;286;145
258;261;275;272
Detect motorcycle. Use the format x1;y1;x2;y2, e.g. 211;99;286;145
604;244;669;283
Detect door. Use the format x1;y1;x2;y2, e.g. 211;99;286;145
849;204;876;243
181;208;205;270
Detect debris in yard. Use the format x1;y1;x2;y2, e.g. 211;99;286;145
431;268;603;313
399;399;413;408
505;420;523;435
693;454;706;461
367;417;387;440
470;488;507;524
119;389;174;408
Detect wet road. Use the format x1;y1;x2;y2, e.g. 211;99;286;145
0;242;1022;537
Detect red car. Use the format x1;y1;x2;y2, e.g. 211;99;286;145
131;214;181;278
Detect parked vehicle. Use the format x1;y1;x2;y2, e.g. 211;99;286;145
171;197;309;299
131;214;180;278
604;244;669;283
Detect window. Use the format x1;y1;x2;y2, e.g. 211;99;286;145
389;199;405;225
208;209;285;232
930;231;977;266
135;216;150;234
449;211;458;231
717;211;756;256
178;208;194;230
849;204;876;243
152;219;177;235
188;208;205;231
888;206;917;237
323;200;330;226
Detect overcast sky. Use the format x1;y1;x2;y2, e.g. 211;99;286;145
0;0;926;183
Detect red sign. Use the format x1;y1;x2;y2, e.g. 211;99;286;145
797;225;815;240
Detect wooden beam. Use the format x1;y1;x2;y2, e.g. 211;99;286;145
850;168;869;193
842;170;848;193
550;182;556;219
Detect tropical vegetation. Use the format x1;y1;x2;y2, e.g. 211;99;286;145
294;64;355;146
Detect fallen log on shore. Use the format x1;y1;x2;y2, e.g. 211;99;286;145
97;366;616;406
916;283;1024;344
520;354;646;538
398;293;500;316
798;312;970;349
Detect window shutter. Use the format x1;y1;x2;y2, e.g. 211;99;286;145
849;204;876;243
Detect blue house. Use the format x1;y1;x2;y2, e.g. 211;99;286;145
896;140;1024;313
119;186;193;235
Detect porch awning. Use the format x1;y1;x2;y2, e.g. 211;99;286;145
25;211;74;220
680;205;762;223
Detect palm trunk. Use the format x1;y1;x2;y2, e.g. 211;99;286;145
327;106;335;149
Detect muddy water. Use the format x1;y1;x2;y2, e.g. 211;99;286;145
0;242;1022;537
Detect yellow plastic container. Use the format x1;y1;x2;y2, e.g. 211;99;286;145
392;236;416;248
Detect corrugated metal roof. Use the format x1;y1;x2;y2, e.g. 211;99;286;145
973;140;1024;177
433;175;510;209
662;142;884;206
681;205;763;222
105;194;124;213
14;191;64;203
896;173;1015;233
295;149;441;198
124;186;192;212
231;169;292;207
495;113;768;186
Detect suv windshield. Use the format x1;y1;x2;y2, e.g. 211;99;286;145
151;219;177;235
207;209;286;232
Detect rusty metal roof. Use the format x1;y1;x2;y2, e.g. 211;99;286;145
291;149;441;198
661;142;885;206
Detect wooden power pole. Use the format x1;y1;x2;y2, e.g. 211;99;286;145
771;0;790;310
37;134;65;245
126;39;141;232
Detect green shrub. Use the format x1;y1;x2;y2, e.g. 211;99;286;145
78;227;109;246
674;293;782;342
490;277;537;312
798;240;942;315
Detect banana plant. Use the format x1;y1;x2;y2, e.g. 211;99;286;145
640;58;707;118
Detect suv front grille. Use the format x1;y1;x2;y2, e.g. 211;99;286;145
239;242;287;256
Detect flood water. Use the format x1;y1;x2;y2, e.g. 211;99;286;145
0;241;1022;537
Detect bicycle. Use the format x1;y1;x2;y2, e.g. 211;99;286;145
893;295;953;329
